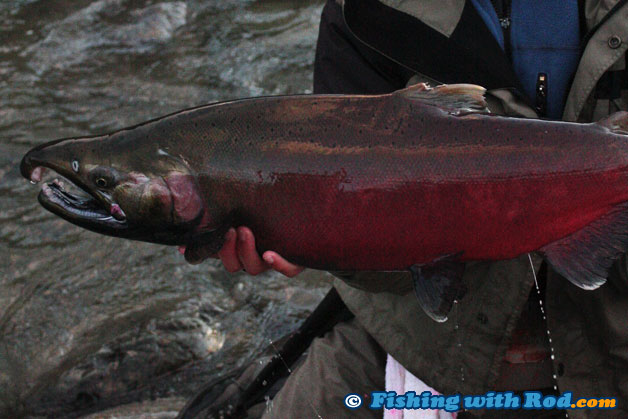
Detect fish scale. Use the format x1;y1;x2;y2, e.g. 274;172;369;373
20;83;628;321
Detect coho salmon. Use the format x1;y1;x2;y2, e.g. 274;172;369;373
20;83;628;321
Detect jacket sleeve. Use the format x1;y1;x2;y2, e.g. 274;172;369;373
607;255;628;293
330;271;413;295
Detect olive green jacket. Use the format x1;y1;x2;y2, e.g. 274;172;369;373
333;1;628;417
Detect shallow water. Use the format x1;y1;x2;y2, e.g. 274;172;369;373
0;0;329;416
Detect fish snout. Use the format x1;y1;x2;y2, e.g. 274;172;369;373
20;148;47;182
20;137;74;182
20;151;36;181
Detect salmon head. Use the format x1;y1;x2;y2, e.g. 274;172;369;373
20;126;208;246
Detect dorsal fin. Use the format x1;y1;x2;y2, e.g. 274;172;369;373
395;83;490;116
596;111;628;135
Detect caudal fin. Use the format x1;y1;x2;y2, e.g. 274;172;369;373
541;202;628;289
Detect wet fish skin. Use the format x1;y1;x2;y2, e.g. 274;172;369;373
19;84;628;310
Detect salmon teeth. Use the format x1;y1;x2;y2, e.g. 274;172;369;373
110;203;126;221
31;166;46;183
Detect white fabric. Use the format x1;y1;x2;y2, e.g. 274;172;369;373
384;354;457;419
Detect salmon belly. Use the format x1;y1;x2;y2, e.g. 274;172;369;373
241;167;628;271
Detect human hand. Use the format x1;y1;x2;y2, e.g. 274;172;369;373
179;226;304;277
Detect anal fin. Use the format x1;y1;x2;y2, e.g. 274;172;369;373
541;202;628;290
410;254;467;322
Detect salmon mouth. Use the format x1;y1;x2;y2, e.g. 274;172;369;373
21;138;206;245
20;141;129;233
38;177;128;231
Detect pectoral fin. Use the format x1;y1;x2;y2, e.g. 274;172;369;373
410;254;467;322
184;222;231;264
541;202;628;290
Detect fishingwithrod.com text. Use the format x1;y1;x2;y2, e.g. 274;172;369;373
342;390;616;412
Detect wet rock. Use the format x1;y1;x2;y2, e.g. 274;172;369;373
80;397;187;418
1;0;327;417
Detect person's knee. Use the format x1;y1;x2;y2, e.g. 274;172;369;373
263;318;385;418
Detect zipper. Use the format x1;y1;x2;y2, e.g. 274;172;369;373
491;0;512;60
535;73;548;117
493;1;549;116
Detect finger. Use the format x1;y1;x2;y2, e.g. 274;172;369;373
217;228;242;272
263;251;304;278
236;226;269;275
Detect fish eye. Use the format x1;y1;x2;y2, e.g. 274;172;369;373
95;177;108;188
71;160;79;172
89;167;117;189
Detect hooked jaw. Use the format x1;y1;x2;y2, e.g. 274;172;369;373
30;166;46;183
21;134;208;245
38;180;128;230
20;142;129;235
